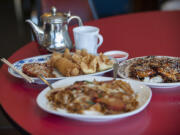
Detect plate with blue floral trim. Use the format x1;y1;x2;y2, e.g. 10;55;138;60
8;54;113;84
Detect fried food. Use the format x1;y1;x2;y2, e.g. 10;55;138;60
50;48;114;76
81;49;89;57
54;57;80;76
80;55;97;74
63;48;72;60
72;53;82;65
49;51;63;67
97;53;114;71
22;48;114;78
75;49;88;57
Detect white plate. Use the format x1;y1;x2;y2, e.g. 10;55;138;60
36;76;152;122
8;54;113;84
118;56;180;88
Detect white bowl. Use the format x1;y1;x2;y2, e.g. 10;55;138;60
103;50;129;62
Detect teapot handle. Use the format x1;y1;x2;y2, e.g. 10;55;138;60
67;16;83;26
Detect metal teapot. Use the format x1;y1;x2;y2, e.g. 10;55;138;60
26;6;83;52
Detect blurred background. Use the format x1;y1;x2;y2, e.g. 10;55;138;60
0;0;179;134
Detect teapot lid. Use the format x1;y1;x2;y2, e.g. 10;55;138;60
41;7;67;23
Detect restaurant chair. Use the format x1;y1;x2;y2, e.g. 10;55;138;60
88;0;164;19
88;0;133;19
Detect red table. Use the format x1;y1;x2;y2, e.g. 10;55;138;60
0;11;180;135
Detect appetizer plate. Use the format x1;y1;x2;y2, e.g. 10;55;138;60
118;56;180;88
8;54;113;84
36;76;152;122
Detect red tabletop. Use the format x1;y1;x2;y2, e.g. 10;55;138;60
0;11;180;135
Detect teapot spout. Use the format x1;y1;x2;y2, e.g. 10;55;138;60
26;19;44;45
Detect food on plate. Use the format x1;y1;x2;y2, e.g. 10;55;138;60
128;56;180;83
49;48;114;76
54;57;80;76
22;48;114;78
49;51;63;67
97;53;114;71
22;63;55;78
80;54;97;74
46;79;138;115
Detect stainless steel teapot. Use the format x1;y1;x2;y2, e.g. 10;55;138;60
26;6;83;52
